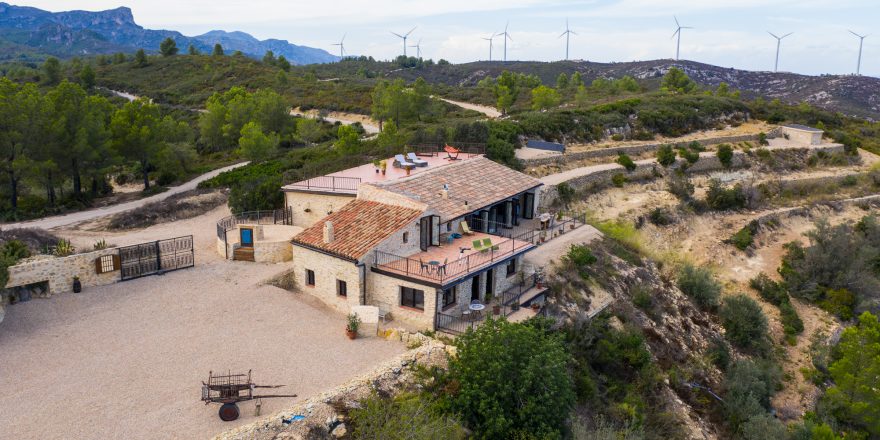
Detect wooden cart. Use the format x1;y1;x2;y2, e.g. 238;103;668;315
201;370;297;421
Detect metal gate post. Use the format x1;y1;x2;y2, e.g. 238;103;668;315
155;240;161;271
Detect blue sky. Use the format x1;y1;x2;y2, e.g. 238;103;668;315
15;0;880;77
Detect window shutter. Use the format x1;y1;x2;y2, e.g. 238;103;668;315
112;254;121;271
95;257;103;274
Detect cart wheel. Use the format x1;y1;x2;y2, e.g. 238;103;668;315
219;403;240;421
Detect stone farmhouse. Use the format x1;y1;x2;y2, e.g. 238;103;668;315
282;151;548;331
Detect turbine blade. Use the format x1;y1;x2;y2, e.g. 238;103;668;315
406;26;417;37
559;31;567;38
768;31;779;39
505;21;509;32
571;30;578;35
782;32;793;39
391;32;404;38
671;29;680;39
341;33;346;43
674;16;680;27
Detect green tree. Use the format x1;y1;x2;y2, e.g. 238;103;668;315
212;43;224;56
717;144;734;168
447;318;575;439
188;44;199;55
295;118;321;145
660;67;696;94
335;125;361;155
531;85;561;110
656;144;677;167
78;64;96;90
47;81;89;197
677;263;721;310
350;393;466;440
371;79;411;129
276;55;290;72
616;152;636;171
41;57;61;85
110;99;169;190
495;84;514;115
237;122;277;162
823;312;880;436
569;71;583;88
376;121;406;154
716;82;730;97
262;50;276;65
0;80;49;213
720;294;769;351
113;52;127;64
159;37;179;56
134;48;148;67
556;73;570;90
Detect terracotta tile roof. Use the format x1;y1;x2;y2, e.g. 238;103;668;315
291;200;423;261
367;157;542;221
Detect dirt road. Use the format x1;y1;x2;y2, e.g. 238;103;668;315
290;108;380;134
436;97;501;118
1;162;247;231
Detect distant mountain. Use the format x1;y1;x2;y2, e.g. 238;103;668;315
389;59;880;121
0;2;338;65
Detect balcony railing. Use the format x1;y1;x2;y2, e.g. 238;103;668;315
216;208;293;240
411;142;486;157
286;175;362;193
467;211;588;244
373;237;532;285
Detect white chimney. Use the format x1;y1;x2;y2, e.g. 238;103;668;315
323;221;335;244
441;184;449;200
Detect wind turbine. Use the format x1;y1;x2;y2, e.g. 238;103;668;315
559;19;577;60
409;38;422;58
499;21;513;62
391;27;417;57
331;34;346;59
481;33;498;61
849;30;869;75
768;31;793;72
671;16;693;61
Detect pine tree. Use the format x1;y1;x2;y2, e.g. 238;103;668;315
134;49;148;67
159;38;179;56
212;44;224;56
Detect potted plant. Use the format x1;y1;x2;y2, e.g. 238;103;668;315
72;276;82;293
345;313;361;340
530;302;541;313
372;159;381;173
379;160;387;175
492;304;501;315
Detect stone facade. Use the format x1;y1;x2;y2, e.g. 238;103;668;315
367;272;438;329
218;225;299;263
6;248;121;296
290;245;363;314
781;126;823;146
283;191;355;229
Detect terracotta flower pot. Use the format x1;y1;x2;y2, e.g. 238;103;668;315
493;305;501;315
346;329;357;340
531;303;541;313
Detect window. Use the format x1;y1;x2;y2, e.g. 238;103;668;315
400;286;424;310
506;258;517;277
337;279;347;297
402;232;409;243
305;269;315;286
95;254;119;274
442;286;457;309
446;222;452;232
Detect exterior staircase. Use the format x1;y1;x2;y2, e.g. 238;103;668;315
233;247;255;262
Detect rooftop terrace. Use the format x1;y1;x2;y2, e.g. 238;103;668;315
282;148;484;195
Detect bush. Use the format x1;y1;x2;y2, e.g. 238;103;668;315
667;171;694;201
227;175;283;213
611;173;627;187
820;288;856;320
677;264;721;310
729;225;754;251
448;318;575;439
758;132;769;146
656;144;677;167
350;393;466;440
617;153;637;171
556;182;575;207
648;207;674;226
677;147;700;164
716;144;734;168
723;359;782;429
705;179;746;210
749;273;786;305
720;295;769;351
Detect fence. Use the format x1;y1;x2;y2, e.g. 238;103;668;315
374;237;531;285
284;175;362;193
412;143;486;157
467;211;588;245
119;235;194;281
435;274;545;334
215;208;294;240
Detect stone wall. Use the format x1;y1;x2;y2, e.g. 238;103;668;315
283;191;355;229
367;272;437;329
523;133;762;168
214;332;451;440
540;144;846;207
290;245;362;314
357;184;429;212
6;248;121;296
218;225;298;263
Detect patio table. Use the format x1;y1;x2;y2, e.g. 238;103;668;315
468;303;485;319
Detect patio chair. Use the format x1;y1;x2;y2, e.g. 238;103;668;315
437;258;448;276
460;222;474;236
393;154;415;168
472;239;486;252
406;152;428;167
444;144;461;160
482;238;499;251
419;258;429;274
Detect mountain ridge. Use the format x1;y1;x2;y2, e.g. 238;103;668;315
0;2;338;65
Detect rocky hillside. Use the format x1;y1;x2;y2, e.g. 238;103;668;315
0;2;338;64
391;59;880;121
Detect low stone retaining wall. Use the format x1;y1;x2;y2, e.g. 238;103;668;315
540;144;845;207
218;224;298;263
215;330;450;440
524;133;762;168
6;248;121;297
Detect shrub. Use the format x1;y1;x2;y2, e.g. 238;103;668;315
749;273;787;305
720;295;769;351
566;244;597;279
350;393;466;440
611;173;627;187
667;171;694;201
705;179;746;210
448;318;575;439
688;141;706;152
632;287;654;311
648;207;674;226
227;175;283;213
723;359;782;429
611;133;624;141
740;412;787;440
677;147;700;164
556;182;576;207
617;153;637;171
717;144;734;168
729;224;754;251
707;336;731;370
53;238;75;257
820;288;856;320
841;174;858;187
758;132;769;146
677;264;721;310
656;144;677;167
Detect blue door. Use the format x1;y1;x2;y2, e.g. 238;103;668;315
240;228;254;247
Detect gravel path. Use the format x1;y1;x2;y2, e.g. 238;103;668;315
436;97;501;118
1;163;247;231
0;256;404;439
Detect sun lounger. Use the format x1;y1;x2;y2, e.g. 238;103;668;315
482;238;499;251
406;152;428;167
472;239;487;252
444;145;461;160
393;154;415;168
460;222;474;236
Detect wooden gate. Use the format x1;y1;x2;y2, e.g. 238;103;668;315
119;235;194;281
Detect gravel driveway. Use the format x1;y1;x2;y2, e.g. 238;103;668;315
0;258;404;439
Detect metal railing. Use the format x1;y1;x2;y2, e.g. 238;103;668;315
285;175;362;193
435;311;481;334
467;211;589;245
373;237;531;284
216;208;294;240
412;142;486;157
